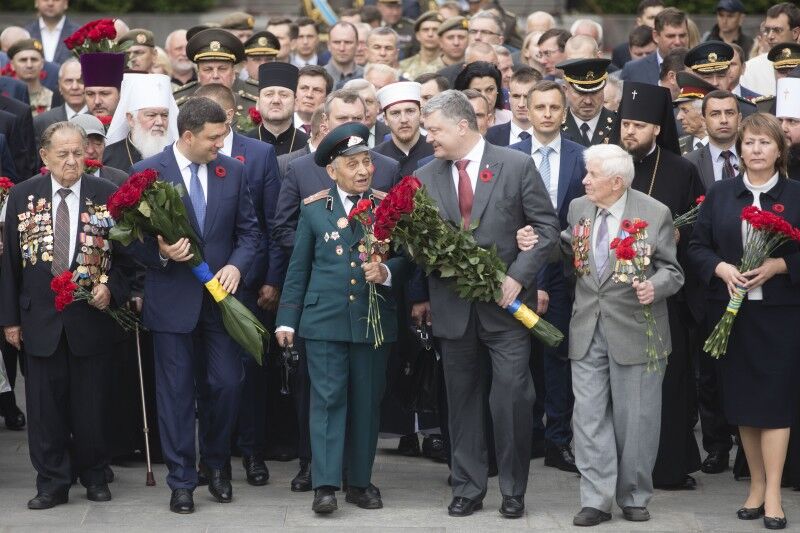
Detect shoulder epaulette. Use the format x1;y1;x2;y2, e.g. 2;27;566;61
371;190;387;200
237;89;257;102
172;80;197;94
303;189;330;205
752;95;774;103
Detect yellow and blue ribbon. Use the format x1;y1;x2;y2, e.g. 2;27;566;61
507;299;540;329
191;262;228;303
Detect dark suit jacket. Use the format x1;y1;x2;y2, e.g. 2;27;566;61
484;122;512;147
230;132;283;288
128;147;261;333
98;166;128;186
0;95;36;180
25;18;80;65
33;104;68;146
0;133;18;182
272;150;400;252
684;144;715;191
0;77;30;104
689;175;800;306
373;121;390;146
619;51;660;86
277;144;311;178
0;174;130;356
437;62;464;87
611;41;632;70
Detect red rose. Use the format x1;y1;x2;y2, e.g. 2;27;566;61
696;195;705;205
479;168;493;182
248;107;262;125
234;155;245;163
87;26;104;42
54;292;74;311
0;177;12;190
127;168;158;192
215;166;226;178
773;203;785;213
84;158;103;171
96;115;112;126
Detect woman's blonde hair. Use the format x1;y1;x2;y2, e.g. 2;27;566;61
737;113;788;177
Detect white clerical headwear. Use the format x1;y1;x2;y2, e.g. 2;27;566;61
376;81;421;112
776;78;800;120
106;73;179;145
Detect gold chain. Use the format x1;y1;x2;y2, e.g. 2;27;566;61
647;146;661;197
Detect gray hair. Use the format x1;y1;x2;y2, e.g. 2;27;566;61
493;44;511;58
570;18;604;48
470;10;505;34
421;90;478;132
342;78;375;93
41;121;87;150
58;57;81;79
362;62;399;83
367;26;399;45
584;144;634;187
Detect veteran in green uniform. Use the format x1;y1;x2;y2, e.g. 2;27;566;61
172;28;257;132
275;122;411;515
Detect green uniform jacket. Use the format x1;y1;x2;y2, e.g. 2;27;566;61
277;187;412;344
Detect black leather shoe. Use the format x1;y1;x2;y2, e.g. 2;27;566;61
544;443;579;473
764;515;787;530
573;507;611;526
448;496;483;517
655;474;697;490
198;460;231;486
531;439;545;459
737;504;765;520
104;465;115;484
291;461;312;492
86;484;112;502
208;469;232;503
499;495;524;518
422;434;447;462
397;434;421;456
312;486;338;514
345;484;383;509
622;506;651;522
701;450;729;474
242;455;269;486
27;491;68;510
3;407;25;431
169;488;194;514
265;446;296;462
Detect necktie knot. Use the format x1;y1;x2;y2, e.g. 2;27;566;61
579;123;590;134
721;150;732;161
455;159;469;172
57;188;71;200
539;145;552;157
347;194;362;210
518;131;531;141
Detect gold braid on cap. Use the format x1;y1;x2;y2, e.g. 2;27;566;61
246;47;279;56
691;61;730;73
773;58;800;70
563;72;608;93
194;51;237;62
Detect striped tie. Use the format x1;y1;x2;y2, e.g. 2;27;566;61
52;188;72;274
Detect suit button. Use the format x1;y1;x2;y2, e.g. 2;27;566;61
350;279;357;285
349;295;356;301
350;262;356;268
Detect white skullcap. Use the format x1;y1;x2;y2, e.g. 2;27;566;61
376;81;421;112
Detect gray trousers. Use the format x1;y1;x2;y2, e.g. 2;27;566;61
439;308;534;500
571;319;664;512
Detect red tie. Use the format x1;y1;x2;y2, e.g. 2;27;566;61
455;159;473;229
301;124;311;134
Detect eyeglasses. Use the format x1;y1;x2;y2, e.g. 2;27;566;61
538;49;561;58
761;26;788;36
468;29;501;37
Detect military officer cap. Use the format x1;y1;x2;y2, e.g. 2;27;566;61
186;28;245;64
7;38;44;59
684;41;733;74
220;11;255;30
118;29;155;48
258;62;298;92
556;58;611;93
769;43;800;72
414;10;444;33
438;16;469;36
673;71;717;104
618;81;681;155
186;24;218;42
244;31;280;58
314;122;371;167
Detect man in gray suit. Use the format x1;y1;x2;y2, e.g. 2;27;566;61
560;144;683;527
411;90;559;518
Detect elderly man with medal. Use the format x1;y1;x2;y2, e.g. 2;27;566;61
275;122;412;515
0;121;132;510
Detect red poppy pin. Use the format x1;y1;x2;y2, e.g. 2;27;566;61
234;155;245;163
479;168;493;182
773;203;785;213
215;166;226;178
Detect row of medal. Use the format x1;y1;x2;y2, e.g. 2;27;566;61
18;196;53;266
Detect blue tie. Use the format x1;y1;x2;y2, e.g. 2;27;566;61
538;145;552;198
189;162;206;233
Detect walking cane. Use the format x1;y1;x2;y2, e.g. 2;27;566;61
134;321;156;486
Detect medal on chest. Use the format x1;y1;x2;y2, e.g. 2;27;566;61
74;199;115;287
17;195;53;267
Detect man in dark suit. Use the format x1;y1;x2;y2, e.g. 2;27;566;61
411;90;559;518
0;121;130;509
510;80;586;474
619;8;689;86
0;133;17;182
0;76;30;104
24;1;79;66
610;0;664;69
127;97;260;514
193;83;282;487
0;93;36;180
484;67;538;147
34;58;87;146
558;59;620;148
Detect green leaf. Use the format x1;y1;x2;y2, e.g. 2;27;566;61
439;265;455;278
138;200;152;217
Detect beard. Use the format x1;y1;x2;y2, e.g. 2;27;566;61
130;121;170;158
623;136;656;162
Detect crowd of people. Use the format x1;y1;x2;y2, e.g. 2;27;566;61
0;0;799;529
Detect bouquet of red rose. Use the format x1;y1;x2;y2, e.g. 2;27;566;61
0;176;12;213
107;169;268;364
673;195;705;228
610;219;667;372
704;205;800;358
236;107;262;132
84;158;103;173
50;270;141;330
374;176;564;347
349;198;392;348
64;19;129;56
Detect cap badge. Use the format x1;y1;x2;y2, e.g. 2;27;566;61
247;16;255;28
707;52;717;63
33;40;42;50
210;41;221;52
347;136;364;147
783;48;792;58
586;71;594;80
258;36;267;46
136;33;147;44
461;19;469;29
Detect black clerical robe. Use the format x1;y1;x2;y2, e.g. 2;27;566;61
372;134;434;178
102;137;142;174
246;124;308;156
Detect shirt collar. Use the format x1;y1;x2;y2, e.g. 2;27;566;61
65;105;88;120
531;134;561;154
509;121;533;140
221;128;234;157
575;111;601;134
602;190;628;221
459;136;485;165
708;142;738;162
172;142;195;171
337;186;365;208
40;16;65;32
51;175;81;199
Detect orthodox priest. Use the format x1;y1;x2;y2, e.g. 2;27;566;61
617;81;705;490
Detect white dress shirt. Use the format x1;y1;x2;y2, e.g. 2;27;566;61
708;143;739;183
39;16;65;63
291;53;318;68
451;136;486;197
742;172;779;301
531;134;561;209
51;176;81;265
509;121;533;144
573;111;601;141
172;143;207;202
293;112;309;132
65;105;88;120
220;128;234;157
591;190;627;256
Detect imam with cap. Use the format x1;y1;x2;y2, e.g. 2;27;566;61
377;81;421;111
315;122;371;167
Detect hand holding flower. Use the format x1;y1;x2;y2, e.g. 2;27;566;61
363;262;388;284
632;279;654;305
497;275;523;308
89;284;111;310
215;265;241;294
714;261;749;298
742;257;788;290
158;236;193;262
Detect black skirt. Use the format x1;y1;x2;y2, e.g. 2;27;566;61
707;300;800;428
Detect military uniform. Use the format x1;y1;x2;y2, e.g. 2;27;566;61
558;58;620;147
683;42;756;117
391;18;418;59
398;53;445;80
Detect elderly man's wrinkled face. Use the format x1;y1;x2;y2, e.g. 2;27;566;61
59;61;85;109
357;87;380;127
676;101;706;137
583;158;624;207
127;107;171;158
41;128;86;187
327;151;373;194
85;134;105;160
85;86;120;117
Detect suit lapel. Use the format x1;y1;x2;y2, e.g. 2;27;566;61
470;144;502;225
701;147;715;190
204;159;224;236
433;158;461;224
557;141;574;210
159;147;202;237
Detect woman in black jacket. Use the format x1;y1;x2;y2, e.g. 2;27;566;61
689;113;800;531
